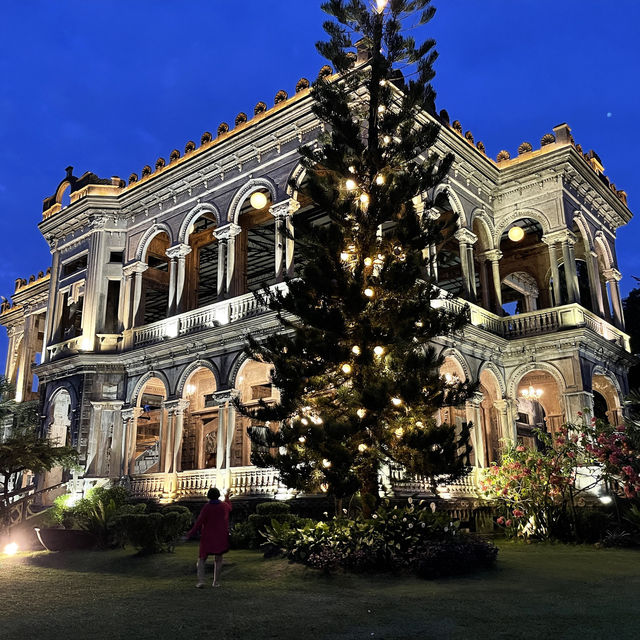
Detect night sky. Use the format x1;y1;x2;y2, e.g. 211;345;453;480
0;1;638;357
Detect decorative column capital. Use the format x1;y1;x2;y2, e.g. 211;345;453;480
166;243;192;260
269;198;300;220
542;229;576;247
122;406;144;421
466;391;484;408
213;223;242;241
454;228;477;245
90;400;124;411
210;389;240;405
483;249;502;262
123;261;148;277
603;268;622;282
162;398;191;415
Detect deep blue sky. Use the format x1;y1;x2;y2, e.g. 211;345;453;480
0;1;638;356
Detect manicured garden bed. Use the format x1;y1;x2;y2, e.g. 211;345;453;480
1;542;638;639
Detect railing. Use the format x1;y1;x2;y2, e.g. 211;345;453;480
389;466;481;499
134;440;160;475
5;482;67;529
131;284;284;348
435;298;630;351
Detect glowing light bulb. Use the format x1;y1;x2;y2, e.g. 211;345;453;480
3;542;18;556
340;251;350;261
379;79;387;86
508;226;525;242
395;427;404;438
364;288;374;298
352;345;361;355
250;191;268;210
391;397;402;407
345;179;357;191
359;193;370;206
357;408;366;418
415;320;424;328
373;346;384;357
364;257;373;267
378;105;386;114
341;363;352;375
301;418;309;426
358;443;368;452
322;459;332;468
376;0;388;12
298;436;306;443
383;135;391;144
375;175;385;186
348;165;356;174
416;421;424;428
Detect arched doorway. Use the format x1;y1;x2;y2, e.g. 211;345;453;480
592;373;623;426
181;367;218;470
184;211;219;312
515;370;564;449
134;377;167;474
141;232;171;324
479;369;502;465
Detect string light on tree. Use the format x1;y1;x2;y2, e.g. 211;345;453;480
345;179;357;191
373;346;384;357
357;408;366;418
391;397;402;407
364;257;373;267
341;363;353;375
322;459;332;468
298;436;306;443
352;345;361;355
364;288;374;298
358;443;368;452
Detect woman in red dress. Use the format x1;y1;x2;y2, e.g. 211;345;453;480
187;487;232;588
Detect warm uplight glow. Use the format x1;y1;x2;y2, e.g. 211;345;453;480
352;345;361;355
250;191;268;210
364;257;373;267
3;542;18;556
520;385;543;399
322;459;332;468
508;226;525;242
341;363;353;375
599;495;613;505
345;179;357;191
391;397;402;407
185;383;196;396
364;288;374;298
376;0;388;13
358;443;368;452
373;346;384;357
357;408;366;418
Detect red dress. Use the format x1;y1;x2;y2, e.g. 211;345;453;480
188;498;232;558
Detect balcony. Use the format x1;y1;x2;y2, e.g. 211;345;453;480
435;299;630;351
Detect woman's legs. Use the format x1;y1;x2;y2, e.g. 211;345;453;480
196;555;207;587
212;554;224;587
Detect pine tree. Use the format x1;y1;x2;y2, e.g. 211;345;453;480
241;0;473;510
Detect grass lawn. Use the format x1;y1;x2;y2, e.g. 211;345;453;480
1;541;639;640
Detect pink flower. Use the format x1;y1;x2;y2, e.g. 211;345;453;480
496;516;505;525
505;519;512;527
577;411;583;417
567;451;575;458
516;445;525;452
513;509;525;518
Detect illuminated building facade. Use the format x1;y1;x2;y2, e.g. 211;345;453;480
1;65;633;503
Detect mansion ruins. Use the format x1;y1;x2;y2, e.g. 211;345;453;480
1;62;634;505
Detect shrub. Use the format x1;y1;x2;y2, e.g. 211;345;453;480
113;506;192;555
263;499;498;578
234;501;311;549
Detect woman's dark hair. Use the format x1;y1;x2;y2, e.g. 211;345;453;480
207;487;221;500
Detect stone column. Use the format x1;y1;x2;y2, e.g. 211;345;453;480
14;313;36;403
166;243;192;315
454;229;477;301
562;391;594;425
542;236;562;307
587;250;605;317
494;398;517;443
484;250;503;313
166;255;177;316
87;401;123;477
560;236;579;303
122;406;143;476
210;390;240;488
213;224;242;298
162;399;190;474
269;199;300;280
465;392;486;468
42;239;61;363
477;255;490;310
123;261;148;328
603;268;625;329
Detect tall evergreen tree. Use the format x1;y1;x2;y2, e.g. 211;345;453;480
241;0;473;509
